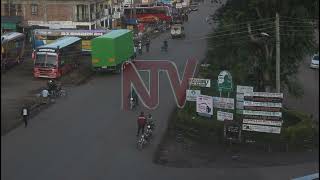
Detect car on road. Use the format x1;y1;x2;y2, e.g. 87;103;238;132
310;53;319;69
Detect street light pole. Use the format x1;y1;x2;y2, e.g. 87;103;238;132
275;12;281;93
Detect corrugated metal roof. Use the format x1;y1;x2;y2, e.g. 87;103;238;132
38;36;81;49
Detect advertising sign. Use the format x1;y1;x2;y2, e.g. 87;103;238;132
236;101;244;109
243;101;282;108
242;124;281;134
243;114;281;120
186;90;201;101
212;97;234;110
243;119;282;126
243;110;282;117
217;111;233;121
217;71;233;92
189;78;211;87
196;95;213;115
236;93;244;101
244;92;283;98
237;85;253;93
244;106;281;112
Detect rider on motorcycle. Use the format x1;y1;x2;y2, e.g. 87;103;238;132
147;114;155;130
47;80;57;96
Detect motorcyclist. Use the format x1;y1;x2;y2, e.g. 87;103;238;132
147;114;155;130
138;41;142;55
47;80;57;96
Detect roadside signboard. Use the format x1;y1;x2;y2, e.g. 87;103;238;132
217;111;233;121
212;97;234;110
186;89;201;101
189;78;211;87
236;102;244;109
196;95;213;115
243;119;282;126
243;101;282;108
243;110;282;117
237;85;254;93
244;92;283;98
242;124;281;134
217;71;233;92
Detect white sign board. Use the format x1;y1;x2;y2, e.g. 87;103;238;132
244;92;283;98
176;3;183;8
236;101;244;109
182;2;187;7
236;85;253;93
243;101;282;108
212;97;234;110
236;93;244;101
186;90;201;101
242;124;281;134
243;110;282;117
243;119;282;126
217;111;233;121
189;78;211;87
196;95;213;115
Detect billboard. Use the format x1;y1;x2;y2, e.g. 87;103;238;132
212;97;234;110
186;89;201;101
196;95;213;115
242;124;281;134
243;110;282;117
217;111;233;121
243;119;282;126
189;78;211;87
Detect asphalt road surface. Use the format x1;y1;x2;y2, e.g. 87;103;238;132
2;1;318;180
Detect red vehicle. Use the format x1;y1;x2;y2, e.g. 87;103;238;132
124;6;172;23
32;36;81;78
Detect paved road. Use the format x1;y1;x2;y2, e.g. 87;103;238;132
2;1;318;180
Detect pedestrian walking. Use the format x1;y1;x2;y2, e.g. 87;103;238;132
137;112;146;137
138;41;142;55
21;105;29;127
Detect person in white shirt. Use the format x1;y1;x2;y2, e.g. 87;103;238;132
21;106;29;127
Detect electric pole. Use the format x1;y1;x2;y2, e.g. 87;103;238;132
275;12;280;93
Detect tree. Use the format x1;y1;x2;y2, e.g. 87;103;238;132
207;0;318;94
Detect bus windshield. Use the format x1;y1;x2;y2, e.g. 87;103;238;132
35;53;57;68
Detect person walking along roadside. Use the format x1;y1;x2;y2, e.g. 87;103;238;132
21;105;29;127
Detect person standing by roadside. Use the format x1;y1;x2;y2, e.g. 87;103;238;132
137;112;146;137
21;105;29;127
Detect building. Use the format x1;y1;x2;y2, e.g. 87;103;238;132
1;0;115;30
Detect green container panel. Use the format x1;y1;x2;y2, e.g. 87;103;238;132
91;29;134;68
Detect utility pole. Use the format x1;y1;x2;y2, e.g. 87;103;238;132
275;12;280;93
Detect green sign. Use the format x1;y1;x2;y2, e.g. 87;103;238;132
1;23;16;30
217;71;233;92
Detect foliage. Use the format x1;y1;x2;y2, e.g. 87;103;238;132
207;0;318;94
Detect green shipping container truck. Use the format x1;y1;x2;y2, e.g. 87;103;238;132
91;29;134;72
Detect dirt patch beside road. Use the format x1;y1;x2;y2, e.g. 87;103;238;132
1;55;93;136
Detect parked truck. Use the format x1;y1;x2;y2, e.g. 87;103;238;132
91;29;135;72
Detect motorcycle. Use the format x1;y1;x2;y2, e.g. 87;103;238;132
130;97;136;110
136;125;153;150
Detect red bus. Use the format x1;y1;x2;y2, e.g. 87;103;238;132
124;6;172;23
